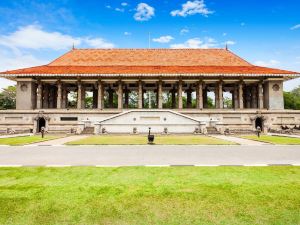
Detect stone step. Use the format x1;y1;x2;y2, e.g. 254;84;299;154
82;127;94;134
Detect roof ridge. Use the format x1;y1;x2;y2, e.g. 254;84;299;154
72;48;227;51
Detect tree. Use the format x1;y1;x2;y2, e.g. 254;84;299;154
0;86;16;109
284;85;300;110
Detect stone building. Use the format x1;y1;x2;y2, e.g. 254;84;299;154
0;48;299;134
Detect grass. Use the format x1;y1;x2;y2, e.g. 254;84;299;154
67;135;236;145
0;135;60;146
241;135;300;145
0;167;299;225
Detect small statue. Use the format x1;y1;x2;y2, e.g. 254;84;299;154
41;127;45;138
256;126;261;138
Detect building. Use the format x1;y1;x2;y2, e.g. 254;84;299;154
0;48;299;134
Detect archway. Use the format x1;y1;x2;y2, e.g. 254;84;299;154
255;117;263;129
37;117;46;133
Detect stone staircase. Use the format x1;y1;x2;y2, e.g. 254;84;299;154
206;126;220;135
82;127;94;134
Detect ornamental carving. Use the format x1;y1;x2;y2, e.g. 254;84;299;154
20;83;28;92
272;84;280;92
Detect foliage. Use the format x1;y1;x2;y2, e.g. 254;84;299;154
284;85;300;110
0;85;16;109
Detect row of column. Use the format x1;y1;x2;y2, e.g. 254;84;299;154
36;81;264;110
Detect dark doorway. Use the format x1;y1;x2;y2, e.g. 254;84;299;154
37;117;46;132
255;117;263;129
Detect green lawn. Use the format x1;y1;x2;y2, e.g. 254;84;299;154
0;167;299;225
67;135;236;145
241;135;300;145
0;135;59;146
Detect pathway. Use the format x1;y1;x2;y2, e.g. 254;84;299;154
27;135;89;146
210;135;268;145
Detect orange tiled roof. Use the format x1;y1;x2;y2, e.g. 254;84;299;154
0;49;299;76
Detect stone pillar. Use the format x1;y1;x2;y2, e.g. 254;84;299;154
258;82;264;109
97;81;103;109
118;81;123;109
81;85;85;109
77;83;82;109
178;80;183;109
245;87;251;108
43;84;49;109
57;82;62;109
186;88;192;108
138;81;143;109
171;88;176;108
36;82;43;109
215;85;219;109
239;83;244;109
158;81;163;109
62;85;67;109
251;85;258;108
234;85;238;109
218;82;223;109
197;82;203;109
49;87;55;109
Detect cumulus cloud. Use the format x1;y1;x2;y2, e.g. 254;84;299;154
254;60;280;67
134;3;155;21
0;24;115;50
170;37;217;49
115;8;125;12
224;40;236;45
152;35;174;43
171;0;213;17
290;24;300;30
180;28;189;35
121;2;128;6
124;32;132;36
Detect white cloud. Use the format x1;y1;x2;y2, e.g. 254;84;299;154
152;35;174;43
171;0;213;17
84;38;115;48
180;28;189;35
0;25;115;50
224;40;236;45
106;5;112;9
290;24;300;30
241;22;246;26
115;8;125;12
223;32;227;36
134;3;155;21
124;32;132;36
170;37;217;49
121;2;128;6
254;60;280;67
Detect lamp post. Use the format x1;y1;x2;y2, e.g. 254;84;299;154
148;127;154;144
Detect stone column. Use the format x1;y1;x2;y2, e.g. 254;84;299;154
81;85;85;109
171;88;176;108
36;82;43;109
178;80;183;109
234;85;238;109
215;85;219;109
138;81;143;109
124;87;129;108
251;85;258;108
62;85;67;109
186;88;192;108
246;87;251;108
158;81;163;109
258;82;264;109
197;82;203;109
97;81;103;109
118;81;123;109
49;88;54;108
77;83;82;109
43;84;49;109
56;82;62;109
218;82;223;109
239;83;244;109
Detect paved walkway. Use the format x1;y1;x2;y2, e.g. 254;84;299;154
0;145;299;166
268;133;300;138
27;135;89;146
210;135;268;145
0;133;32;139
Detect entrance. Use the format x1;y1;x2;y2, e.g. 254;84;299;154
37;117;46;132
255;117;263;129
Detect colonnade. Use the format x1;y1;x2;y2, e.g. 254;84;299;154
35;80;265;110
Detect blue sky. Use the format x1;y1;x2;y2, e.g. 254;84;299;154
0;0;299;90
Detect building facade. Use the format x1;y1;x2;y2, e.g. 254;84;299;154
0;48;299;134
